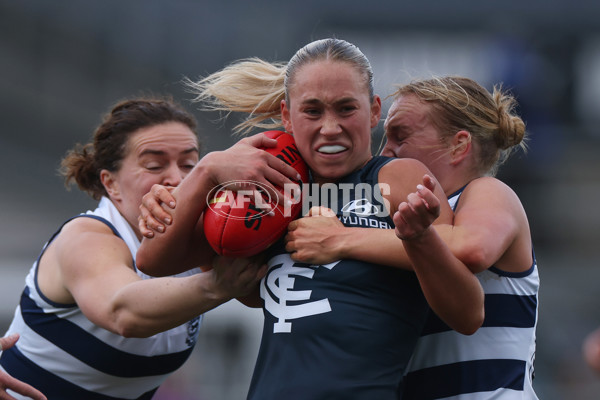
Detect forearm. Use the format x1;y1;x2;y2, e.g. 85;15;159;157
342;228;412;270
110;272;228;337
402;227;484;335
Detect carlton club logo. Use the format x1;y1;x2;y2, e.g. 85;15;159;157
205;181;391;219
261;254;341;333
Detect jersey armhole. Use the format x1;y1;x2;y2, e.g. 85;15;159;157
33;214;127;308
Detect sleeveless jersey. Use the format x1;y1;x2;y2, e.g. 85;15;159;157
0;197;202;400
401;186;539;400
247;156;429;400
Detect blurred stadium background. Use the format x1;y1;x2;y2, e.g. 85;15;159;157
1;1;599;399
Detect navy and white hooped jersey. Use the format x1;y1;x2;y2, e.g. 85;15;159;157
0;197;202;400
401;186;540;400
247;156;430;400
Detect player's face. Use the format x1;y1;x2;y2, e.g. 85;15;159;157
104;122;199;235
382;94;449;177
281;60;381;184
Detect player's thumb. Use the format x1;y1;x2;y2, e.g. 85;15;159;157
422;174;437;192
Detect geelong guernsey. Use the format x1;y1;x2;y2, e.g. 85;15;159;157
401;187;540;400
247;156;429;400
0;197;202;400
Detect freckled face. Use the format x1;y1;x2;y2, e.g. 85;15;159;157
281;60;381;184
382;94;448;178
103;122;199;234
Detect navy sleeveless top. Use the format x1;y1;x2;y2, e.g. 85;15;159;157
247;156;429;400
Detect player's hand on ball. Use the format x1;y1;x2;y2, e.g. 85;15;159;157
204;131;308;257
393;174;441;241
208;131;303;207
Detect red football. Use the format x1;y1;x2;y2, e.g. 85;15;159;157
203;131;309;257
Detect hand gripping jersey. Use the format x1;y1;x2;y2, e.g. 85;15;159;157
0;197;202;400
247;156;429;400
400;187;540;400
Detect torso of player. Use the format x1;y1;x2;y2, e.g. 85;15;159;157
248;157;428;399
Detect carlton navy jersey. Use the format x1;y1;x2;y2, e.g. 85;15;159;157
247;156;429;400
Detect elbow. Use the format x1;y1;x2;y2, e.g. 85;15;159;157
447;288;485;336
113;317;142;338
115;326;140;338
456;310;484;336
115;320;154;339
457;326;479;336
135;252;152;276
135;252;163;277
136;262;154;277
455;293;485;336
443;314;482;336
111;308;154;338
437;301;484;336
457;245;492;274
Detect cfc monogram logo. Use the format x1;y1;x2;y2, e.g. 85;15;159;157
261;254;340;333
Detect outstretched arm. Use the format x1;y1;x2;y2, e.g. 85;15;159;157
57;217;266;338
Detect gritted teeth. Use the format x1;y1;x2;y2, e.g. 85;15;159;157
317;145;347;154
